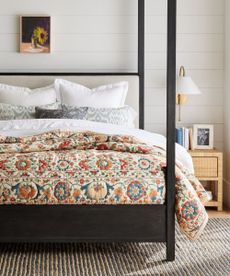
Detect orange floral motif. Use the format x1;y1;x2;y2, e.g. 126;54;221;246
149;189;158;198
79;179;85;185
19;184;37;199
94;135;106;142
58;140;71;149
43;188;52;200
137;146;151;154
79;160;89;170
15;160;31;171
0;160;7;170
155;179;161;185
96;159;112;170
114;187;123;197
120;159;128;170
73;189;81;198
10;197;15;202
96;144;109;150
39;160;47;171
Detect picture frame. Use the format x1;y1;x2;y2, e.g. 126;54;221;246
20;16;51;53
193;124;214;150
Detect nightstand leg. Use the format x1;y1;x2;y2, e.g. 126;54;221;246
217;180;223;211
217;152;223;211
218;205;223;211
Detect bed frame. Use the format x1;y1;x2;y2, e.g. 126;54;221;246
0;0;177;261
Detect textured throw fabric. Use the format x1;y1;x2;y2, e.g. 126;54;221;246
0;130;208;240
0;102;60;120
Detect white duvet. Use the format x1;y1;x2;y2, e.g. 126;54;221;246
0;119;194;173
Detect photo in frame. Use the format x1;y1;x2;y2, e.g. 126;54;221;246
20;16;51;53
193;124;214;149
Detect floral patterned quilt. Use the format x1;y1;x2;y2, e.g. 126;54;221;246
0;130;208;240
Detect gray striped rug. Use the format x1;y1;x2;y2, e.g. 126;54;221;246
0;218;229;276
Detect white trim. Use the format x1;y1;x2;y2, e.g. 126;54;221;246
193;124;214;150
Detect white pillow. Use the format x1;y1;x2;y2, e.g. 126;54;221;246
0;83;57;107
55;79;128;108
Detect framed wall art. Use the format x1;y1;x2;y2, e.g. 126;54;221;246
20;16;51;53
193;124;214;150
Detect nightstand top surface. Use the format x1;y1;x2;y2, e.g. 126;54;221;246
188;149;223;157
189;149;222;153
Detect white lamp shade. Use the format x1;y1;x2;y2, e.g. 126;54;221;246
177;76;201;95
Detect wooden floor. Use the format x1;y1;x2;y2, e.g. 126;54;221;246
207;208;230;218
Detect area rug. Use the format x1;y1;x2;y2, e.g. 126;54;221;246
0;218;229;276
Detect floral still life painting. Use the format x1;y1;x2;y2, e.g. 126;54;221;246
20;16;51;53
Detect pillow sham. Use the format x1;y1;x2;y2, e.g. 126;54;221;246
85;106;136;127
35;106;88;119
0;102;59;120
61;104;137;127
0;83;57;106
55;79;128;108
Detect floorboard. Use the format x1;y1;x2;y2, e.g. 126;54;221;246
207;208;230;218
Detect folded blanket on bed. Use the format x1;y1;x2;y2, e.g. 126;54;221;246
0;130;208;240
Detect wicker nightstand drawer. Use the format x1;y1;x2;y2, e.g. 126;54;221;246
189;149;223;211
192;157;218;178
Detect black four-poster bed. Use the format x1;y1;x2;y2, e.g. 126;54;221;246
0;0;177;261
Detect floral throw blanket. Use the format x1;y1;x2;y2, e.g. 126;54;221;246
0;130;208;240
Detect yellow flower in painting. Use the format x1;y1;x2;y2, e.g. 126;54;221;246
33;27;48;45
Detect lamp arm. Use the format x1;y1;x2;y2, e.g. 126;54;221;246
179;66;185;77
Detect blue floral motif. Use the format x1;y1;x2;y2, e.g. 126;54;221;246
54;181;70;201
127;180;146;201
182;200;199;221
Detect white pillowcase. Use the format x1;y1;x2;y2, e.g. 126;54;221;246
55;79;128;108
0;83;57;107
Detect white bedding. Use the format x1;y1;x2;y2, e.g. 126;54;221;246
0;119;194;173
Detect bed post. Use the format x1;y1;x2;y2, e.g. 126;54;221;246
138;0;145;129
166;0;177;261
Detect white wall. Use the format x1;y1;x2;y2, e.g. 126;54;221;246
175;0;224;151
224;0;230;209
0;0;224;148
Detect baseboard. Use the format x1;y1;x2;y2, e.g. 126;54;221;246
223;179;230;210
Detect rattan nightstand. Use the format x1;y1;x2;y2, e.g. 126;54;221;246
189;149;223;211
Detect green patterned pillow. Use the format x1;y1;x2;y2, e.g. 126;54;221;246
61;104;137;127
85;106;137;127
0;102;60;120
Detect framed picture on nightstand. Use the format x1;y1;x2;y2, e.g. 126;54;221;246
193;124;214;150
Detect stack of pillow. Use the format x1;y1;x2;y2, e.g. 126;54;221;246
0;79;137;127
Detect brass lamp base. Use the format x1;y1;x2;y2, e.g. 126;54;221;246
176;94;187;105
176;94;187;122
